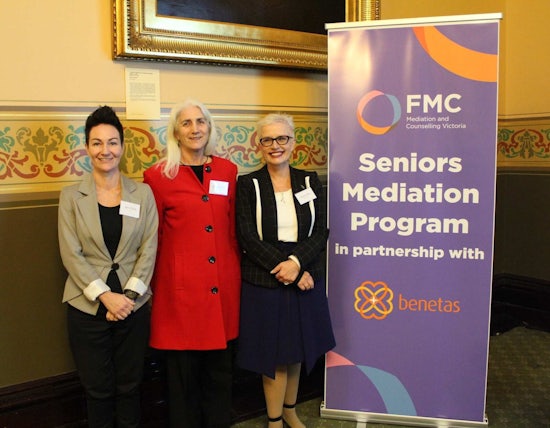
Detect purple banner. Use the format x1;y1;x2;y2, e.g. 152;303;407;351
325;17;499;424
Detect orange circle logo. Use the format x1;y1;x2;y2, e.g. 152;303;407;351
356;90;401;135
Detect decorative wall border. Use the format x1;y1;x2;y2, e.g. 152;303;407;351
0;106;328;203
497;116;550;170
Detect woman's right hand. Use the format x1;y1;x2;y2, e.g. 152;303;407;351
297;271;314;291
99;291;135;321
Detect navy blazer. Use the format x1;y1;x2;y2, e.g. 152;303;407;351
236;165;328;288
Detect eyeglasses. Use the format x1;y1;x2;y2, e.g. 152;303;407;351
258;135;293;147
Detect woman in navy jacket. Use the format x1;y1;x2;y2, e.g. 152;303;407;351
236;113;335;428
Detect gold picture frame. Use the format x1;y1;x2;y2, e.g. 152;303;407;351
113;0;380;70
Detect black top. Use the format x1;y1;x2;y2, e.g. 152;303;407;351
189;164;204;183
98;204;123;295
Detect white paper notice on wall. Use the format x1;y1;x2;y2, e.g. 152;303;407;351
125;68;161;120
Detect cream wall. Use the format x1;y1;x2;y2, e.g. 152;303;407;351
0;0;330;202
0;0;327;110
501;1;550;118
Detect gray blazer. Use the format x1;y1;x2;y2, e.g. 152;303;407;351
58;174;158;315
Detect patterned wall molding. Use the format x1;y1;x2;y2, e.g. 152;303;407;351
0;106;328;204
497;116;550;171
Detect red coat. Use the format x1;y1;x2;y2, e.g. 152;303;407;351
143;156;241;350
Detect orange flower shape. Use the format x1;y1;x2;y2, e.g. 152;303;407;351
354;281;394;320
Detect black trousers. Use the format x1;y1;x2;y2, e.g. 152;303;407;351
165;340;236;428
67;304;150;428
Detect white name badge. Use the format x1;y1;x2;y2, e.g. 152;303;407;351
295;187;317;205
209;180;229;196
119;200;140;218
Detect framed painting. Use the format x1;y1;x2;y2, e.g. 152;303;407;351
113;0;380;70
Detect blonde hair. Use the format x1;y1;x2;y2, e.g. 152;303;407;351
159;99;218;179
256;113;295;138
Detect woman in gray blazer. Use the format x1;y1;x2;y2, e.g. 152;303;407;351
58;106;158;428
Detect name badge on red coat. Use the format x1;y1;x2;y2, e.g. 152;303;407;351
119;200;140;218
209;180;229;196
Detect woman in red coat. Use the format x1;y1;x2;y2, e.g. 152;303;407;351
143;99;241;428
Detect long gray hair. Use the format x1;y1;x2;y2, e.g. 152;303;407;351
159;99;218;179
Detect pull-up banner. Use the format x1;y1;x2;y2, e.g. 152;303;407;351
324;14;501;427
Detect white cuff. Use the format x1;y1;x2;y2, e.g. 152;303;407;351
83;279;110;301
124;276;148;296
288;255;301;269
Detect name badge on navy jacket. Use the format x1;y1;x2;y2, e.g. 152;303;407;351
120;200;140;218
295;187;316;205
209;180;229;196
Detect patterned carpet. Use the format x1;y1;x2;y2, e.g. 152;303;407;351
232;326;550;427
486;327;550;427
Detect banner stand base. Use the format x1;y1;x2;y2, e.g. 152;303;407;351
320;401;488;428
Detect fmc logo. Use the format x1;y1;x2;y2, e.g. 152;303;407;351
357;90;463;135
356;90;401;136
354;280;394;320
